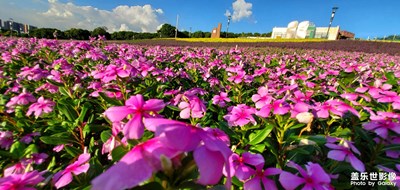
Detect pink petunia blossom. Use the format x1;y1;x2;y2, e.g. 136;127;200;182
178;95;207;119
212;92;231;107
244;165;281;190
144;118;233;187
0;131;13;150
53;153;91;189
252;86;273;109
92;137;181;190
279;161;333;190
228;152;265;181
325;137;365;172
363;120;400;139
5;91;36;108
224;104;257;127
0;170;44;190
104;94;165;139
26;97;55;117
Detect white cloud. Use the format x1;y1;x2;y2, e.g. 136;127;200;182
0;0;164;32
229;0;253;22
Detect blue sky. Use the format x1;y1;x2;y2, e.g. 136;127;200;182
0;0;399;38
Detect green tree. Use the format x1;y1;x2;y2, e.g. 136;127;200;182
91;26;110;39
157;24;176;38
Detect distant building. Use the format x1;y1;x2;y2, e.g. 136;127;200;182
271;20;353;40
2;19;37;34
0;19;2;29
211;23;222;38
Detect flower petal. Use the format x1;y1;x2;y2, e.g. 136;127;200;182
244;178;262;190
123;113;144;139
279;171;305;190
104;106;133;122
194;145;224;185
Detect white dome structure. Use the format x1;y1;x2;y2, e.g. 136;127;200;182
286;21;298;39
296;21;310;39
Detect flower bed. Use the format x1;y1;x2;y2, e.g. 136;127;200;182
0;36;399;189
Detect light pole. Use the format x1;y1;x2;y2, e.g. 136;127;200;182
226;15;231;38
326;7;338;39
9;18;13;37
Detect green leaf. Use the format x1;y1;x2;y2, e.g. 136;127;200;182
99;92;123;106
385;72;397;85
78;102;91;123
111;146;129;161
47;156;57;170
100;130;112;143
10;141;26;158
248;123;274;145
40;136;74;145
65;146;82;157
382;144;400;151
47;79;64;87
167;105;181;111
57;100;78;121
250;144;266;153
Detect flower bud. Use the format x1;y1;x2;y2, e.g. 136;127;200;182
296;112;314;124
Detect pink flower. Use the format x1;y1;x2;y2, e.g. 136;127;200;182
178;96;206;119
20;132;40;144
212;92;231;107
92;137;180;190
229;152;264;181
363;120;400;139
224;104;257;127
279;162;333;190
104;94;165;139
244;166;281;190
252;86;273;109
0;131;13;150
26;97;55;117
0;170;44;190
53;153;91;189
144;118;233;187
314;99;359;119
325;137;365;172
5;92;36;108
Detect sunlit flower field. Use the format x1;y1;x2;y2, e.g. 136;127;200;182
0;36;399;189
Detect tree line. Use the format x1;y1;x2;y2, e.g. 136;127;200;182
0;23;272;40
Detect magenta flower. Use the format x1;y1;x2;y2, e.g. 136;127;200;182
227;70;246;84
92;64;130;83
4;162;28;176
92;137;180;190
279;162;333;190
26;97;55;117
0;170;44;190
20;132;40;144
244;166;281;190
229;152;265;181
104;94;165;139
212;92;231;107
325;137;365;172
224;104;257;127
53;153;91;189
252;86;273;109
314;99;359;119
178;96;206;119
144;118;233;187
363;120;400;139
5;92;36;108
378;164;400;188
256;99;290;118
377;90;400;103
0;131;13;150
